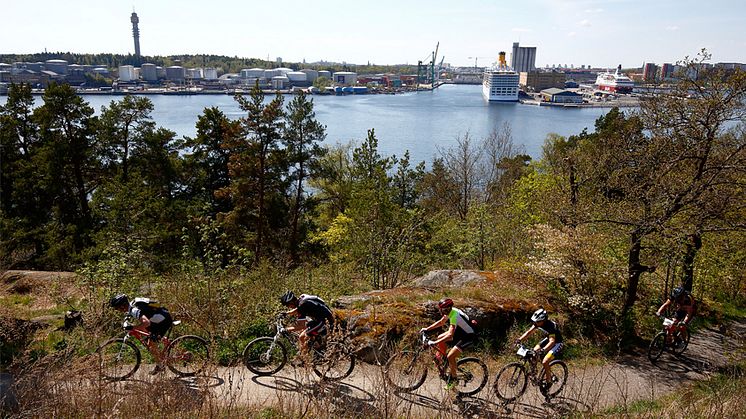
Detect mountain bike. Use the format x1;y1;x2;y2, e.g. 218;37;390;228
384;331;488;396
96;317;209;381
648;314;690;362
493;343;568;403
242;314;355;381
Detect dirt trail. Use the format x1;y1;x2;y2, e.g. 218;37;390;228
108;319;746;418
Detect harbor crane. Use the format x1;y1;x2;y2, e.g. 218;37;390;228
417;41;440;85
468;56;492;69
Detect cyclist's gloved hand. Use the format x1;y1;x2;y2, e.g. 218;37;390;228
419;328;428;334
427;339;437;347
678;321;686;327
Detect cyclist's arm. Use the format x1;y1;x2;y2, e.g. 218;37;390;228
421;315;448;333
655;299;672;316
517;325;536;342
542;336;556;352
432;324;456;345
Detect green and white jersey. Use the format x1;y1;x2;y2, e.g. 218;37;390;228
448;308;475;335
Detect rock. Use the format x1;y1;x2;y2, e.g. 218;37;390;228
413;270;487;288
0;373;18;413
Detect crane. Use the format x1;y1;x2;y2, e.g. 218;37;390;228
467;56;492;69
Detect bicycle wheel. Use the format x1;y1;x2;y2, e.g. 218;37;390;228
543;360;568;398
454;357;489;396
313;342;356;381
243;337;288;376
647;332;666;363
385;350;428;392
672;329;690;356
97;338;141;381
493;362;528;401
166;335;210;376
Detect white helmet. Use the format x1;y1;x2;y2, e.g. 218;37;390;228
531;308;548;323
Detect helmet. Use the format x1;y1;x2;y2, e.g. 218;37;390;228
280;290;297;306
531;308;548;323
670;286;685;300
437;298;454;310
109;294;129;308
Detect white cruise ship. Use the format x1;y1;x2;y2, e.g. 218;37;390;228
482;51;519;102
595;65;635;93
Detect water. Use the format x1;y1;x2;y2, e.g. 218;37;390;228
1;85;610;162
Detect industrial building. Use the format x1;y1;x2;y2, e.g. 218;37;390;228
165;66;185;82
540;88;583;104
45;59;69;75
511;42;536;73
519;70;565;91
118;65;137;82
643;63;658;82
141;63;158;81
333;71;357;85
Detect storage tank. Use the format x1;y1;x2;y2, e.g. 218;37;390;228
271;75;289;89
45;59;69;75
186;68;204;79
264;69;281;79
276;67;293;75
241;68;265;79
118;65;137;82
318;70;331;79
286;72;307;82
141;63;158;81
300;69;319;82
165;66;185;81
204;68;218;80
92;67;109;76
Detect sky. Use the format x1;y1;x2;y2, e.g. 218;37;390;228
2;0;745;69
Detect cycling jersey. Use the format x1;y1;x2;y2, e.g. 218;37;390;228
536;320;563;343
447;308;475;335
673;293;696;322
128;297;172;337
297;294;334;323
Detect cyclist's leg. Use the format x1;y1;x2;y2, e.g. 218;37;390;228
542;343;564;382
434;331;450;363
534;337;548;353
449;332;474;377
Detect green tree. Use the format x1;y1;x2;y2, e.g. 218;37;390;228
97;95;155;182
284;91;326;263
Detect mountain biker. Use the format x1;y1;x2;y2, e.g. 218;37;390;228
280;291;335;358
656;285;696;335
419;297;476;390
109;294;173;374
516;308;564;390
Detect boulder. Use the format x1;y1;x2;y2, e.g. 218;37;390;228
413;270;487;288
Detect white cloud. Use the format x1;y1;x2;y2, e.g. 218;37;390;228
579;19;591;27
567;31;577;37
584;8;603;13
666;25;679;31
512;27;531;33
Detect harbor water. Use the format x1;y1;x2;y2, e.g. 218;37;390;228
1;84;612;163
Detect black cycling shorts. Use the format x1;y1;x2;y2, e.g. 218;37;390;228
148;310;173;338
306;318;333;336
452;328;475;350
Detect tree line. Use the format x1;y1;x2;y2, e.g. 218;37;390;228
1;51;744;329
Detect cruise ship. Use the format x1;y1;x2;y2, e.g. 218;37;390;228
482;51;519;102
595;65;635;93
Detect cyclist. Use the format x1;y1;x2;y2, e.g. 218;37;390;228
516;308;564;390
109;294;173;374
655;285;696;337
279;291;335;359
419;297;476;390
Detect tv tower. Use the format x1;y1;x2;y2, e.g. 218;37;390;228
131;11;141;57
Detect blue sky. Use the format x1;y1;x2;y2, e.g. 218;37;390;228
2;0;744;68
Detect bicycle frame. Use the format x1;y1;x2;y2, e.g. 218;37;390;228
118;318;172;360
514;344;544;384
417;331;454;377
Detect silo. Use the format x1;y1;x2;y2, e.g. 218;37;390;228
92;67;109;76
141;63;158;81
165;66;185;81
118;65;137;82
204;68;218;80
300;69;318;82
318;70;331;79
276;67;293;75
187;68;204;79
241;68;265;79
264;69;281;79
45;59;69;75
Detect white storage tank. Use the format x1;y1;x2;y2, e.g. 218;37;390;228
165;66;185;81
92;67;109;76
241;68;265;79
318;70;331;80
187;68;204;79
333;71;357;85
118;65;137;82
300;69;319;82
204;68;218;80
45;59;69;75
276;67;293;75
271;75;289;89
264;69;281;79
141;63;158;81
286;71;307;82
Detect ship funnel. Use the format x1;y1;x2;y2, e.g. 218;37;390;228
499;51;507;69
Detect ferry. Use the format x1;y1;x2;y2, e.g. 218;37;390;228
595;65;635;93
482;51;519;102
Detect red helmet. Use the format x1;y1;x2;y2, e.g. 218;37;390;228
438;298;454;310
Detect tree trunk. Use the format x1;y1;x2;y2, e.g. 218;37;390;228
681;231;702;292
621;229;652;317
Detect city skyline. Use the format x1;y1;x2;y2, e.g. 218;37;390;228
2;0;745;68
